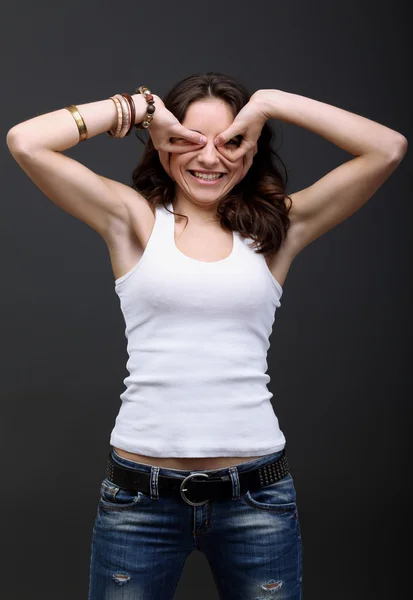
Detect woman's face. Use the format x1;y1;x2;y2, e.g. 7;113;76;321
166;98;246;207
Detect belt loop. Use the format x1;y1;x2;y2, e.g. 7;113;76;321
150;466;160;500
228;466;240;500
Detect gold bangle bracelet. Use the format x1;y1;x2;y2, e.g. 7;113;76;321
107;96;123;138
65;105;88;142
114;94;131;138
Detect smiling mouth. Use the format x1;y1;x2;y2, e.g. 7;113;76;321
187;171;226;183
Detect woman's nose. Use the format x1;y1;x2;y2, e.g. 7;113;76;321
197;139;221;164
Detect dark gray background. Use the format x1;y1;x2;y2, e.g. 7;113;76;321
1;0;411;598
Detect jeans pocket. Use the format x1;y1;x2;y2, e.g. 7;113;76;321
243;473;297;513
99;478;151;511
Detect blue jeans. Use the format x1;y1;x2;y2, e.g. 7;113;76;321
88;447;303;599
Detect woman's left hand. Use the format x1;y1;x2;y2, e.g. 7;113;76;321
213;92;268;178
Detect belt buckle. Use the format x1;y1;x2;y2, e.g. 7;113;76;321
180;472;209;506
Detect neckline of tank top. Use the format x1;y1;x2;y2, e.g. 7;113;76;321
162;201;239;265
162;202;283;296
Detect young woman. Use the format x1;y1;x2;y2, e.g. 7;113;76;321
7;72;407;599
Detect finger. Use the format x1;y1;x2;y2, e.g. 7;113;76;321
158;139;204;154
216;139;251;163
167;143;202;154
174;124;207;146
213;126;240;146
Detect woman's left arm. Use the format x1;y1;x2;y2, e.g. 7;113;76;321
257;90;407;252
256;88;406;157
217;89;408;254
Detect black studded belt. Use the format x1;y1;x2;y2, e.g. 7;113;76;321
105;449;290;506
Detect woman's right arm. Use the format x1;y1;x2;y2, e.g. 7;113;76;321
6;94;149;242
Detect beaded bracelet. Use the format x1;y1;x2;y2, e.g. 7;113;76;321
134;85;156;130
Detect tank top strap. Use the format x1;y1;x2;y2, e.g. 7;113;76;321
144;202;174;254
156;201;188;257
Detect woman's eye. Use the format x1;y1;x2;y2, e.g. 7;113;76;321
227;139;241;146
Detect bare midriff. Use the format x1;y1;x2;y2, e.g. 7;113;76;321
113;447;263;471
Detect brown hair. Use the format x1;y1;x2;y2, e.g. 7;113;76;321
131;72;293;256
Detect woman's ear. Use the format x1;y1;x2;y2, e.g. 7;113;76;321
158;149;175;180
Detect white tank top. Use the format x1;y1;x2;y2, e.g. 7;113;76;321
110;201;286;457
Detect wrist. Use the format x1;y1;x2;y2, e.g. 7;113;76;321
251;89;284;120
131;93;149;125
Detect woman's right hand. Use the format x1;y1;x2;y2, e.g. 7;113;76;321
145;94;206;180
147;95;206;153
